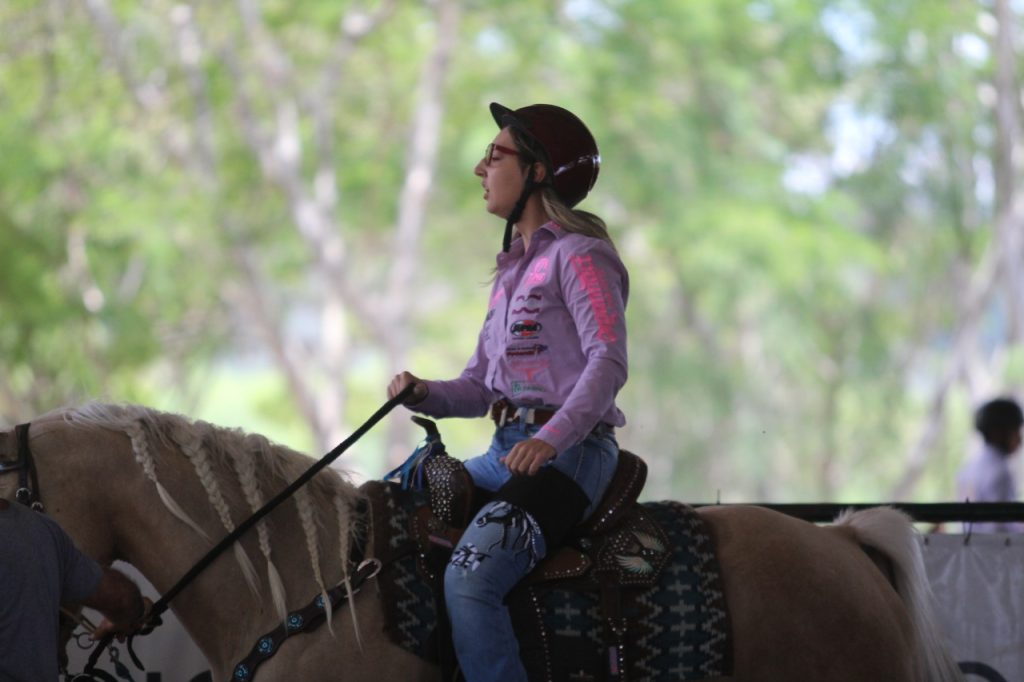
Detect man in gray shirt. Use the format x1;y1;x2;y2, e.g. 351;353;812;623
0;498;146;681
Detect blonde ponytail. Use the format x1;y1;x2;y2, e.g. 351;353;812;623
539;188;617;252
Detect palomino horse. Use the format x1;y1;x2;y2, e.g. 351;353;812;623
0;404;962;682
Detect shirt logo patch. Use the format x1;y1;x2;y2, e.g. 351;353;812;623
510;381;547;396
513;361;550;381
506;344;548;357
510;320;542;338
526;257;550;286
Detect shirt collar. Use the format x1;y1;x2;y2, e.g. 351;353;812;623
495;221;563;266
539;220;564;239
982;442;1013;459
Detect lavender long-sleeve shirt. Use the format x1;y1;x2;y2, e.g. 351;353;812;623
415;222;628;454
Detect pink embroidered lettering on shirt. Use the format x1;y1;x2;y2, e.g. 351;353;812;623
526;257;550;286
570;255;619;343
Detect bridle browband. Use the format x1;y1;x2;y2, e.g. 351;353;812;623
0;423;44;511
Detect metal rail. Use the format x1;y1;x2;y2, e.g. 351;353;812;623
690;501;1024;525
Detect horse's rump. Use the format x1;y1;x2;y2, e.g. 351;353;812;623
702;505;962;682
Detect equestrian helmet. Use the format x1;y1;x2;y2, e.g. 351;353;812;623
489;102;600;207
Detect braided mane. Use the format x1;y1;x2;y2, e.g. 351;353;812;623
63;402;364;626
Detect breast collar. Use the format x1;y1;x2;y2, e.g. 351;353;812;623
0;423;44;511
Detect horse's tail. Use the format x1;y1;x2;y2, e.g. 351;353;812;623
834;507;963;682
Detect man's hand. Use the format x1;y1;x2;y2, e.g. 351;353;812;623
91;597;154;642
387;371;428;405
501;438;557;476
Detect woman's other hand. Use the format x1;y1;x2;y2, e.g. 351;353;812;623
501;438;557;476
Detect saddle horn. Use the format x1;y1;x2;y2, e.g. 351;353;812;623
410;416;440;439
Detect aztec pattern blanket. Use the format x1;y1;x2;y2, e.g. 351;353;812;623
365;481;440;661
510;501;732;681
364;482;733;681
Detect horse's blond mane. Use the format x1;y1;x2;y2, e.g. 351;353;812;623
63;402;364;627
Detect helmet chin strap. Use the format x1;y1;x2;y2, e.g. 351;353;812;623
503;167;537;253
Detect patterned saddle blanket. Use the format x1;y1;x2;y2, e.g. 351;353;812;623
363;481;734;681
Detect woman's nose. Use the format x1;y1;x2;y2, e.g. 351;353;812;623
474;159;485;177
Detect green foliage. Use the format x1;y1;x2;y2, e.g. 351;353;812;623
0;0;1019;504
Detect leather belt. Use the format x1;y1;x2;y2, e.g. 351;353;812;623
491;398;557;427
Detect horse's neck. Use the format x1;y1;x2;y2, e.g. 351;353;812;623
34;416;360;673
131;448;358;671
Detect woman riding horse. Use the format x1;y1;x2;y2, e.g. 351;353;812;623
388;101;625;682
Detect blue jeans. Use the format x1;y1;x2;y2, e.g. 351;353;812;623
444;420;619;682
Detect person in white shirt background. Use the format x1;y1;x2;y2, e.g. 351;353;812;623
957;396;1024;533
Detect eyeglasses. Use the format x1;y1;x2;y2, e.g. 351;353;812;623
483;143;519;166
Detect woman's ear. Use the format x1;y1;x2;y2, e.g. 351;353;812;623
531;161;547;183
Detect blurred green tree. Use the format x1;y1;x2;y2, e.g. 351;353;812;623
0;0;1020;503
